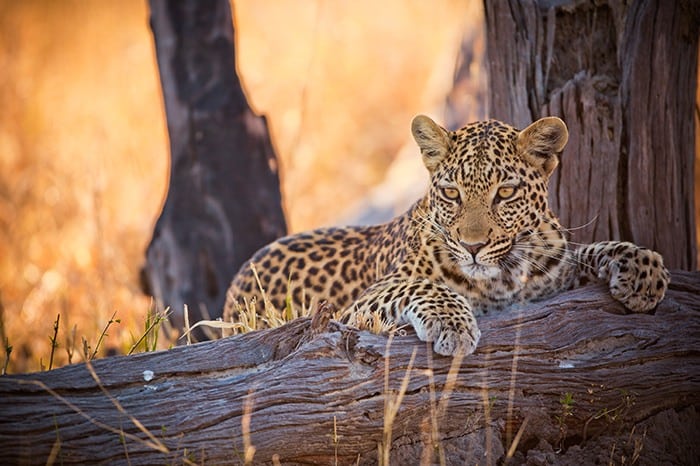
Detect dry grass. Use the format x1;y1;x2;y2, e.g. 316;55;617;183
0;0;169;372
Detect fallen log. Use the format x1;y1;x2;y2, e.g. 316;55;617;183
1;271;698;465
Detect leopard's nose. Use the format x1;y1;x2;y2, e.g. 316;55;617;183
461;241;487;257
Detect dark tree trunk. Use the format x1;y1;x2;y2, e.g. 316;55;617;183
1;271;698;465
142;0;287;331
484;0;698;270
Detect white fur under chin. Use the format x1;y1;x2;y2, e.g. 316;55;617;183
459;263;501;279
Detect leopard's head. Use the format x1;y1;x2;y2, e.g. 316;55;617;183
411;115;568;279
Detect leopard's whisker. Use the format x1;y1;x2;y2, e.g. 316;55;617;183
556;214;600;233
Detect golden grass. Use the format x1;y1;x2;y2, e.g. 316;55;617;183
379;336;417;465
0;0;169;372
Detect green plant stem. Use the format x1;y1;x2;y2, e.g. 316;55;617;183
128;307;170;355
91;310;119;360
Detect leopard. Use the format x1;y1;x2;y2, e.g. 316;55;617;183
223;115;670;356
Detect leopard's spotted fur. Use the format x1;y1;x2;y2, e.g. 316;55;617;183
223;115;670;355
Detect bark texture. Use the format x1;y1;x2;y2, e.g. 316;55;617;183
485;0;698;269
142;0;287;330
1;271;698;465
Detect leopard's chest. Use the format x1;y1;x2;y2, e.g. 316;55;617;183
442;271;536;315
396;242;573;316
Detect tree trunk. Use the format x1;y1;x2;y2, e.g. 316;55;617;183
142;0;287;332
484;0;698;270
1;270;698;465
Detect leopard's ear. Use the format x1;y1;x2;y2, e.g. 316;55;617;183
412;115;451;171
517;117;568;177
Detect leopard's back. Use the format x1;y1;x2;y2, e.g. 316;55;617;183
223;215;415;319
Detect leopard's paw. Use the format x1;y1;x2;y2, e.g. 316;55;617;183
409;308;481;356
600;248;670;312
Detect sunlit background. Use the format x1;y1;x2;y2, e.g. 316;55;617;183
0;1;696;373
0;0;485;372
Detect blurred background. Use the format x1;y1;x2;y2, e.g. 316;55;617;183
0;0;485;372
0;1;696;373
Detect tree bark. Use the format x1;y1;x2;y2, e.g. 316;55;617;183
142;0;287;332
484;0;698;270
1;270;698;465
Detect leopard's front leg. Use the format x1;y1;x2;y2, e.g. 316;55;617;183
341;277;480;356
575;241;670;312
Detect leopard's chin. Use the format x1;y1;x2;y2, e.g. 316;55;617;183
459;263;501;280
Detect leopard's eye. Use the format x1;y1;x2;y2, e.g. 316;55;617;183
496;185;517;201
441;187;460;201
